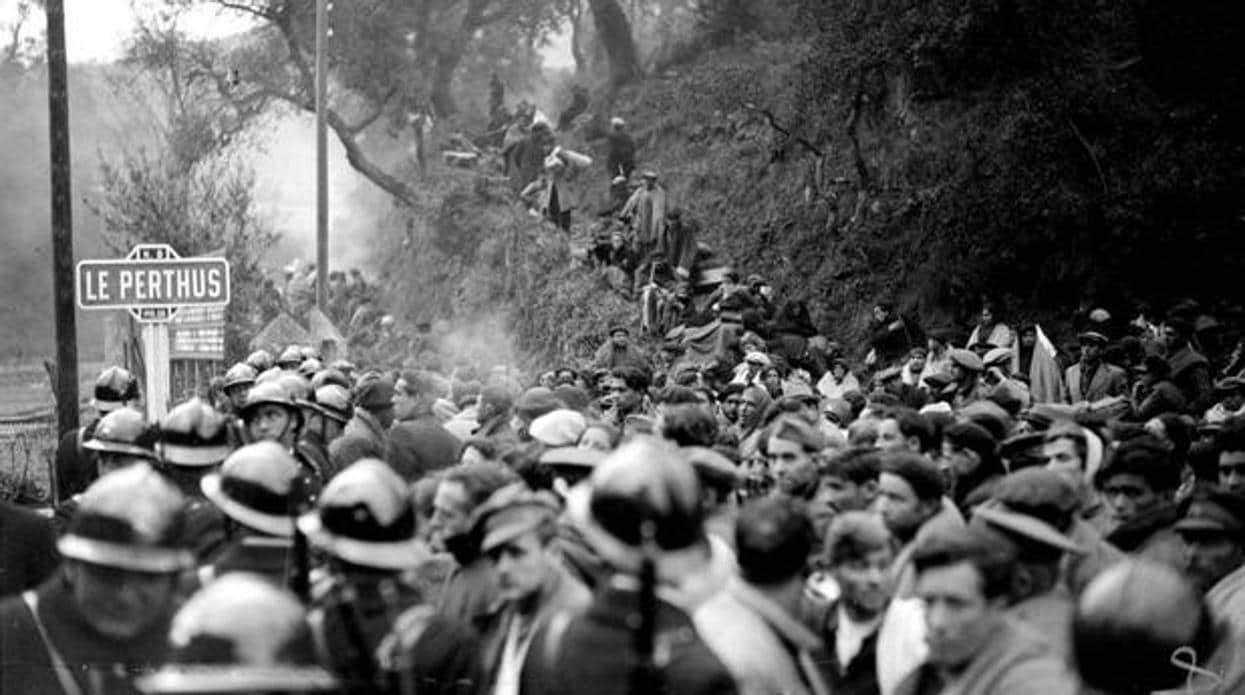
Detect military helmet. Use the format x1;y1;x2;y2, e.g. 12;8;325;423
309;368;350;391
223;363;258;390
201;442;308;536
158;398;233;467
276;346;304;369
58;463;193;573
82;407;156;459
300;384;352;425
93;366;140;412
298;459;429;570
239;381;301;421
296;358;323;380
244;349;274;373
136;572;337;693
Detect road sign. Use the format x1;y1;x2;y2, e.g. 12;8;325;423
170;305;226;360
75;244;231;419
76;243;230;323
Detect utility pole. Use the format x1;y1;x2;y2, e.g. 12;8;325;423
45;0;79;439
314;0;329;311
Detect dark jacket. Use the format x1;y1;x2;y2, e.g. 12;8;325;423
330;407;389;472
385;414;461;482
606;131;636;179
312;574;481;695
1170;346;1214;414
1104;503;1185;570
52;417;99;503
805;601;882;695
1133;379;1188;420
437;550;503;634
0;574;173;695
0;501;59;599
520;581;737;695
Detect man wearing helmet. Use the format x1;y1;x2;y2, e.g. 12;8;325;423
239;379;323;485
301;459;482;693
156;399;234;562
53;365;140;502
52;407;158;535
0;465;193;695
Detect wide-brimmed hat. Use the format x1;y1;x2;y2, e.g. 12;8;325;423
201;442;307;537
83;407;157;459
472;483;562;554
973;504;1084;556
58;463;193;573
136;573;338;693
222;363;258;390
298;459;430;570
529;409;588;447
1173;490;1245;537
566;438;707;582
948;348;984;373
92;366;139;412
1078;331;1110;346
158;399;232;467
297;384;353;425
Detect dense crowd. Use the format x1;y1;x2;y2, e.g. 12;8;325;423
2;295;1245;695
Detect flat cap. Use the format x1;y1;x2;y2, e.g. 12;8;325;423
948;348;983;372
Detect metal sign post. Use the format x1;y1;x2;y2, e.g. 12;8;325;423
76;244;230;421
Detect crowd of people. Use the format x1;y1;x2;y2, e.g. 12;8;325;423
1;291;1244;695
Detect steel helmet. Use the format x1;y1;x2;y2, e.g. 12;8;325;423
93;365;140;412
567;437;705;581
137;573;337;693
301;384;352;425
298;346;321;362
277;373;313;403
296;358;323;380
239;381;301;420
276;346;304;369
298;458;430;570
201;442;307;536
158;398;233;467
223;363;258;390
309;368;350;391
59;463;193;573
245;349;274;373
82;407;156;459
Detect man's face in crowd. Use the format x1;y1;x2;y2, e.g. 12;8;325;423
940;440;981;479
1219;450;1245;493
831;363;848;381
1081;341;1102;362
429;480;472;547
761;369;782;394
1020;329;1036;349
876;418;915;453
811;475;874;537
1181;531;1245;592
721;392;743;422
610;331;629;348
766;436;810;482
833;546;895;621
247;404;295;444
605;377;641;413
1100;473;1163;526
226;384;250;411
917;561;1001;669
738;392;764;426
1223;391;1245;412
392;379;421;421
1162;325;1181;349
488;529;551;605
979;308;994;327
908;353;927;374
1043;437;1084;482
68;561;178;639
874;472;930;539
873;306;888;323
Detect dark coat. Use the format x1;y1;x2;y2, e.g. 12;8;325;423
0;574;173;695
52;417;99;503
805;601;882;695
605;131;636;179
519;582;738;695
386;415;461;482
0;501;59;599
437;553;503;634
313;574;482;695
1170;346;1214;413
330;407;389;472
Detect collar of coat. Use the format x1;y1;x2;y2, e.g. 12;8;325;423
723;576;823;652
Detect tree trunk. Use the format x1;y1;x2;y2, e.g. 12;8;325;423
587;0;641;86
570;2;586;74
431;48;462;117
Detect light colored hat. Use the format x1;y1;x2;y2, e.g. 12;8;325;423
201;442;307;537
298;459;430;570
158;399;232;467
529;409;588;447
744;351;771;367
58;463;193;573
83;408;156;459
973;504;1084;556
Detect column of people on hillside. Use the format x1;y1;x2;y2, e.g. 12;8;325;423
4;304;1245;694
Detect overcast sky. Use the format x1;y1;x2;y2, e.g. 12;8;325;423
0;0;257;63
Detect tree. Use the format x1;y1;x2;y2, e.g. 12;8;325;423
587;0;641;86
1;0;42;69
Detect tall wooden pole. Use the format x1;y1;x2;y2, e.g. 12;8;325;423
314;0;329;311
45;0;79;438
